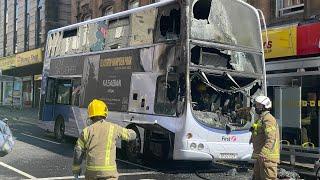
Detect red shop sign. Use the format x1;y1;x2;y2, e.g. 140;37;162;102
297;22;320;56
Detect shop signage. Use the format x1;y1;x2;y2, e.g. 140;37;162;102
297;22;320;56
16;48;43;67
0;55;16;70
262;25;297;59
0;48;43;71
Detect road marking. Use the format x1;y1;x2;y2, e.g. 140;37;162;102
0;161;36;179
10;118;39;126
21;133;61;145
28;171;159;180
116;159;158;172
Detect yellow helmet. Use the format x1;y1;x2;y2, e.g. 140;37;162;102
88;99;108;118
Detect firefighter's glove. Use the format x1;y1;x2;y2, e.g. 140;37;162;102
249;126;254;132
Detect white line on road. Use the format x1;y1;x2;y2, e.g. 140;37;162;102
116;158;158;172
21;133;61;145
0;161;36;179
26;171;159;180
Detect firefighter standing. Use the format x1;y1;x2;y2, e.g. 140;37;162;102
251;96;280;180
72;99;137;180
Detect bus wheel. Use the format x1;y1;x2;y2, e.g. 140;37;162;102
122;126;141;162
54;117;65;142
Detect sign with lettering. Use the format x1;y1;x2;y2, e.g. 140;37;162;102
0;55;16;70
49;56;84;76
16;48;43;67
262;25;297;59
97;49;142;111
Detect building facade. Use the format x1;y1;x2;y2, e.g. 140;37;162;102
71;0;159;24
0;0;71;108
248;0;320;149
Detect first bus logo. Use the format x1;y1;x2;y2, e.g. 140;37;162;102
222;135;237;142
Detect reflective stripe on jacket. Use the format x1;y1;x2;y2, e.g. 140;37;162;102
251;111;280;163
72;120;136;178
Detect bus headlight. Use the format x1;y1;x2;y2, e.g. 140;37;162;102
190;143;197;150
198;143;204;150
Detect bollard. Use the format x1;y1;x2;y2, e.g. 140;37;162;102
289;148;295;166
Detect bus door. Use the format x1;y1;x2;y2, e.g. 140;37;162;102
42;78;56;122
52;79;72;121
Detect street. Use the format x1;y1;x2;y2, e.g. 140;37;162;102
0;118;252;180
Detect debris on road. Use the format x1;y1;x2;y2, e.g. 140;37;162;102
278;168;300;179
225;168;237;176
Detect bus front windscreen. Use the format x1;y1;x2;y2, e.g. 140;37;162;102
190;0;262;50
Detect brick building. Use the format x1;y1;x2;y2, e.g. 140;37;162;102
0;0;71;108
71;0;159;23
248;0;320;149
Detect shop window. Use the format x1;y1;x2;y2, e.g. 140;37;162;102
128;0;139;10
154;75;178;115
276;0;304;17
56;80;72;105
22;80;32;107
45;79;55;104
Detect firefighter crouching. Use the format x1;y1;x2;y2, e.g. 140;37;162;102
72;99;137;180
251;96;280;180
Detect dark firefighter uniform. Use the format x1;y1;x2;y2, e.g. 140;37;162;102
72;99;136;180
251;111;280;180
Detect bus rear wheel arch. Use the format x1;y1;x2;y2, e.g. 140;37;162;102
122;125;141;162
54;116;65;142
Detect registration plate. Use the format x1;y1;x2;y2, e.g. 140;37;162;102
219;153;238;159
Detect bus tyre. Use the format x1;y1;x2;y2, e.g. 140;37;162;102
122;126;141;162
54;117;65;142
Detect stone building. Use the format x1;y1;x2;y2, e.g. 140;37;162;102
0;0;71;108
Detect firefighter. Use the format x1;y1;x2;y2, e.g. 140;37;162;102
72;99;137;180
251;96;280;180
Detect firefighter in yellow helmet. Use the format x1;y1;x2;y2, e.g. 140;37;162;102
72;99;136;180
251;96;280;180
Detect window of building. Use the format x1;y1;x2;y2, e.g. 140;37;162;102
82;15;92;21
128;0;139;10
103;6;113;16
14;0;18;53
276;0;304;17
25;0;31;51
154;75;178;116
4;0;8;55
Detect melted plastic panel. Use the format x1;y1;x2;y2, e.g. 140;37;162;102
190;0;261;49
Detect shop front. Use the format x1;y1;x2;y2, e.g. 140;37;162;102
0;48;43;108
264;22;320;148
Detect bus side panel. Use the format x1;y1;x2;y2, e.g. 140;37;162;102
42;104;54;122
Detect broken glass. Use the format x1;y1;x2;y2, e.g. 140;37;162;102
190;0;261;49
130;8;157;46
190;72;261;130
190;45;262;74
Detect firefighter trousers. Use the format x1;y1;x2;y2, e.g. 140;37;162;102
253;157;277;180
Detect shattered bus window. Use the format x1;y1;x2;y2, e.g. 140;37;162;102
130;8;157;46
191;0;261;49
105;17;130;50
155;3;180;42
190;71;262;130
190;45;261;74
154;75;178;116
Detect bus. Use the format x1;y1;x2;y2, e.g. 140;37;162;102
39;0;266;162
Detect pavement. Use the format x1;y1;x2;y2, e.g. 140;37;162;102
0;106;253;179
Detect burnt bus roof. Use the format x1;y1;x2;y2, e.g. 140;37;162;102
47;0;177;35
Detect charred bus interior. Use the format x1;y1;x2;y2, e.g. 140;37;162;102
189;44;264;131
